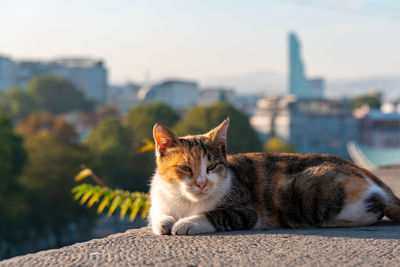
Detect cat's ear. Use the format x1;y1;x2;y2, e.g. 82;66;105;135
153;123;179;156
205;117;230;145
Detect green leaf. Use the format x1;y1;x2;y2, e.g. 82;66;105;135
75;168;93;181
120;198;132;219
137;138;155;154
72;184;89;200
87;192;100;207
80;189;94;205
97;194;111;214
107;194;123;216
71;183;87;193
129;197;144;222
72;180;151;221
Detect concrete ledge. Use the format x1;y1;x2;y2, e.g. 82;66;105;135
2;167;399;266
2;224;400;266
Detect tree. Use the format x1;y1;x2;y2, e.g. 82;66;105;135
16;113;77;145
125;103;180;145
174;102;263;153
18;131;95;246
264;137;296;153
28;75;94;114
352;92;382;109
85;117;138;189
0;111;28;248
0;88;38;119
124;103;180;185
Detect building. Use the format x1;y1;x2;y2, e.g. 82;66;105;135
288;32;325;99
250;95;296;142
0;55;108;104
308;78;324;99
358;111;400;148
348;106;400;169
50;58;108;104
289;99;357;158
251;95;357;158
233;94;263;116
198;87;235;106
288;33;310;98
107;83;141;114
137;80;199;111
0;55;17;92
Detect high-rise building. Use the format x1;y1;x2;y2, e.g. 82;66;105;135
289;32;310;98
288;32;325;99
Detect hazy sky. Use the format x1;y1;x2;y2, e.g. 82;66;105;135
1;0;399;84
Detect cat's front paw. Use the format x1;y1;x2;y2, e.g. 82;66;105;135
171;215;215;235
152;215;176;235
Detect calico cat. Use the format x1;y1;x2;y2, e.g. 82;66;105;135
149;118;400;235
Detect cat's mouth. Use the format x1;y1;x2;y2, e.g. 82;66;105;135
188;187;210;197
192;190;205;196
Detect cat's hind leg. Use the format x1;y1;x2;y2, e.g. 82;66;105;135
333;177;388;227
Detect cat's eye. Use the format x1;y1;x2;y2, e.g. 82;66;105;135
207;164;218;172
178;165;192;172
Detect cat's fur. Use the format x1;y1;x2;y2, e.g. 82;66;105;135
149;118;400;235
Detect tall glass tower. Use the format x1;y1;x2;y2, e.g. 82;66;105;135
288;32;310;98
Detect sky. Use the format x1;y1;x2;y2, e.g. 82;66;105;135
1;0;399;85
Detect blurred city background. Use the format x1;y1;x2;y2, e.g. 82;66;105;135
0;0;399;260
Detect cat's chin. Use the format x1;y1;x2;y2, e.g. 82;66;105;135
183;190;210;202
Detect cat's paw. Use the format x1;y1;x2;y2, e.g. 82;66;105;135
171;215;215;235
152;215;176;235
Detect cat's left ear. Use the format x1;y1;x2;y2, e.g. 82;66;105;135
205;117;230;145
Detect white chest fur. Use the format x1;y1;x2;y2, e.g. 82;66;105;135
148;170;232;224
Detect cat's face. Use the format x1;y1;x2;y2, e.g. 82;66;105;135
153;118;230;202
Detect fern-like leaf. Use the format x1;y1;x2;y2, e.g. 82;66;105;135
72;182;150;222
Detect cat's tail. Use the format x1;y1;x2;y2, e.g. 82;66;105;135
385;193;400;222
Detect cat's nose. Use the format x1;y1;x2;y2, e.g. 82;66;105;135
196;181;207;190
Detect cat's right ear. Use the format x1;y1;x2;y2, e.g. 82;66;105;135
153;123;179;157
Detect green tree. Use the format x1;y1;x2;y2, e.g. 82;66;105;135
352;92;382;109
264;137;296;153
85;117;138;189
0;111;28;247
16;113;77;145
0;88;38;119
28;75;94;114
125;103;180;145
174;102;263;153
124;103;180;185
18;131;95;246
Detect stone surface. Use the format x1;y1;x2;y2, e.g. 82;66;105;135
2;225;400;267
1;166;399;267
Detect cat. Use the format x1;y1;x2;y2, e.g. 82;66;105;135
149;118;400;235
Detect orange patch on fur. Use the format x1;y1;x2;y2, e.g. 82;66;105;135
338;174;370;205
156;143;203;184
275;161;288;170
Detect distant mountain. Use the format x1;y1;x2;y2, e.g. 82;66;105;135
200;70;286;95
201;70;400;100
326;77;400;100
